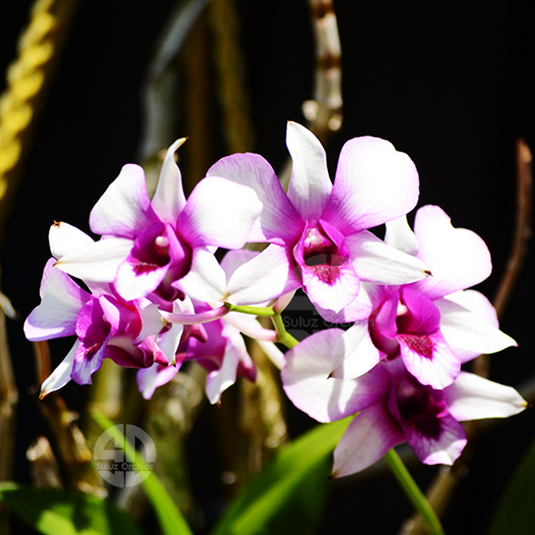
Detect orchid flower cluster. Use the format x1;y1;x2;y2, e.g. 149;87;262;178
25;121;526;477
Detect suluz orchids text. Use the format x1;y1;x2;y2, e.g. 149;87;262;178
25;121;526;477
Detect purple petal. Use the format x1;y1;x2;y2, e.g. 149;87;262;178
89;164;159;238
151;138;187;225
412;205;492;299
332;405;404;477
444;372;527;421
295;220;361;313
347;231;430;285
98;295;142;339
405;412;466;466
207;152;304;244
323;136;419;234
286;122;333;223
177;176;263;249
24;259;90;341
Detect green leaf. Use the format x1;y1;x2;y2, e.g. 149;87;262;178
487;435;535;535
0;482;143;535
91;409;194;535
210;417;351;535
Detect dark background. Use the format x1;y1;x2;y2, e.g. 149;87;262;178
1;1;534;534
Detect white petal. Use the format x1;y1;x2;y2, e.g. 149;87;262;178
286;122;332;222
54;238;133;282
205;334;245;404
177;176;263;249
207;152;303;244
282;329;383;423
399;336;460;389
177;248;226;304
331;321;382;380
347;230;430;285
220;249;260;280
435;296;516;362
114;257;168;301
39;341;78;398
444;372;527;421
49;222;95;259
151;138;187;224
413;205;492;299
89;164;158;238
226;244;301;306
24;259;88;341
384;215;419;256
323;136;419;234
441;289;499;326
332;406;404;477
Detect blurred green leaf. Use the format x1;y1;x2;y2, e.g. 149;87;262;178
488;435;535;535
0;482;143;535
91;409;194;535
210;417;351;535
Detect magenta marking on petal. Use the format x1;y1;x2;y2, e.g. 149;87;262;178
83;340;105;360
310;263;341;285
133;261;164;275
398;333;434;359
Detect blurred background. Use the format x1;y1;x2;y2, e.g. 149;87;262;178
1;1;534;534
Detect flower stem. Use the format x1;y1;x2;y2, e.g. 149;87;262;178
383;448;445;535
225;303;299;348
271;314;299;349
226;303;277;317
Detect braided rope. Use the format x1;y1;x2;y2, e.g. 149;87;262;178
0;0;79;236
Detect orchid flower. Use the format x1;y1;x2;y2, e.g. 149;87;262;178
281;333;526;477
364;205;516;389
24;259;170;397
138;249;283;403
205;121;429;320
52;138;263;302
284;205;516;390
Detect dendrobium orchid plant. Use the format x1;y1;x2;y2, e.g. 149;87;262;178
25;121;526;481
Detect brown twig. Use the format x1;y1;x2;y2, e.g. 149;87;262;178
32;341;107;497
280;0;344;189
0;270;18;535
400;139;533;535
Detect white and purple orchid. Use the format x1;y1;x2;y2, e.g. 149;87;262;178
205;121;430;320
24;258;169;397
282;333;526;477
52;139;263;302
24;123;525;483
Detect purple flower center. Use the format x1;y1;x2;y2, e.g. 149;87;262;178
302;227;346;284
132;224;171;275
395;379;444;440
